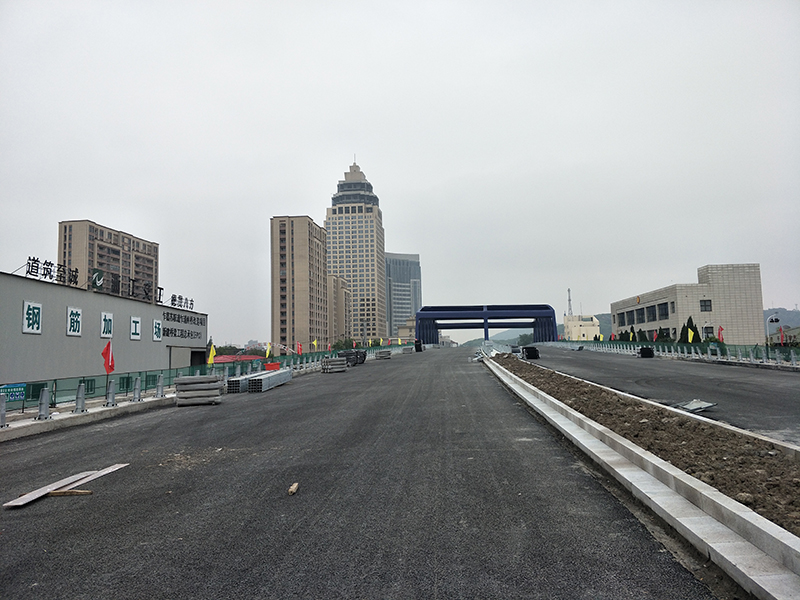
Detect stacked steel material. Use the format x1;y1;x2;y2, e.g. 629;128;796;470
322;357;348;373
247;369;293;393
175;375;223;406
226;372;261;394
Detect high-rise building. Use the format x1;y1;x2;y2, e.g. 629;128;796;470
327;274;352;345
58;219;160;303
385;252;422;336
270;216;328;353
324;163;387;342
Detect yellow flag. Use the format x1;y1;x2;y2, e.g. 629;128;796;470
266;343;271;358
313;339;318;349
688;329;694;343
380;338;383;346
207;344;216;365
599;334;604;341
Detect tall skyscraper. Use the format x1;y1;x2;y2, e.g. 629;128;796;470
58;219;160;302
385;252;422;336
270;216;328;353
324;163;387;342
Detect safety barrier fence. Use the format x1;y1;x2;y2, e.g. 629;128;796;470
541;340;798;367
0;343;414;413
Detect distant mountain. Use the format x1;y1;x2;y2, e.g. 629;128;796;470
764;308;800;330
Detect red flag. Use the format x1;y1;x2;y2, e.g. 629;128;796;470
780;327;785;345
101;341;115;374
327;343;331;352
296;342;302;355
352;340;356;348
718;326;724;343
653;330;658;341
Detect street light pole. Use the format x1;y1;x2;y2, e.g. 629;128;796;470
765;312;779;345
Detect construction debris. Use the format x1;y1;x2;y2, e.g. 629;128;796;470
288;482;299;495
47;490;92;496
673;399;718;413
4;463;129;508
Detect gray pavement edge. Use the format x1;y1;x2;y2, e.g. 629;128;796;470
484;357;800;600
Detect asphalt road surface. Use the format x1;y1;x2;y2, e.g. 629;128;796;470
530;345;800;446
2;347;718;599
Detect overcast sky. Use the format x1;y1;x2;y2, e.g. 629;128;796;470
1;1;798;345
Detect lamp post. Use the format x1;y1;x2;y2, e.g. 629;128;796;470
765;312;780;345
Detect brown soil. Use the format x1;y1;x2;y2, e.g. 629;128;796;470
492;354;800;537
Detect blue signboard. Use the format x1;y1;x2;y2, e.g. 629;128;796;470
0;384;26;402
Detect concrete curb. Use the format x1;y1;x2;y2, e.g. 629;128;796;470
0;395;176;443
485;358;800;600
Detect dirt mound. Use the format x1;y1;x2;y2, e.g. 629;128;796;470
492;354;800;537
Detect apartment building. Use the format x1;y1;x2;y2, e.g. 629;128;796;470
270;216;328;353
58;219;160;303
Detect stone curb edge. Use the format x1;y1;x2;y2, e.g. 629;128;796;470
0;395;176;443
484;357;800;600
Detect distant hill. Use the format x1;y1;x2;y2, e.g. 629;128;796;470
764;308;800;330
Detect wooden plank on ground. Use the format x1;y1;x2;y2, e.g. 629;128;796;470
3;472;96;508
60;463;129;491
47;490;92;497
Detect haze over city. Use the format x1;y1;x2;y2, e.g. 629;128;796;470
1;1;798;345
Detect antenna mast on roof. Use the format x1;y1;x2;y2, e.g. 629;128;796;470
567;288;573;316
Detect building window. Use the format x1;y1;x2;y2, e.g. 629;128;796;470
670;301;675;313
703;326;714;339
700;299;712;312
657;303;669;320
646;306;657;322
617;313;625;326
635;308;645;324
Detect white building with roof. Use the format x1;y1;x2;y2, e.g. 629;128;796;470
610;264;763;345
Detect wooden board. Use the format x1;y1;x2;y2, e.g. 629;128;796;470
48;490;92;496
4;472;96;508
60;463;129;491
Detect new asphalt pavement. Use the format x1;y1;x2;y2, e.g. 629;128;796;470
530;345;800;446
2;347;720;599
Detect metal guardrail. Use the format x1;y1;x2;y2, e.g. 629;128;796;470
539;341;798;368
0;344;416;414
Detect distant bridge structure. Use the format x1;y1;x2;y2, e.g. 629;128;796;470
415;304;558;345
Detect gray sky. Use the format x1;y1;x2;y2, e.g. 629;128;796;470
2;1;798;345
